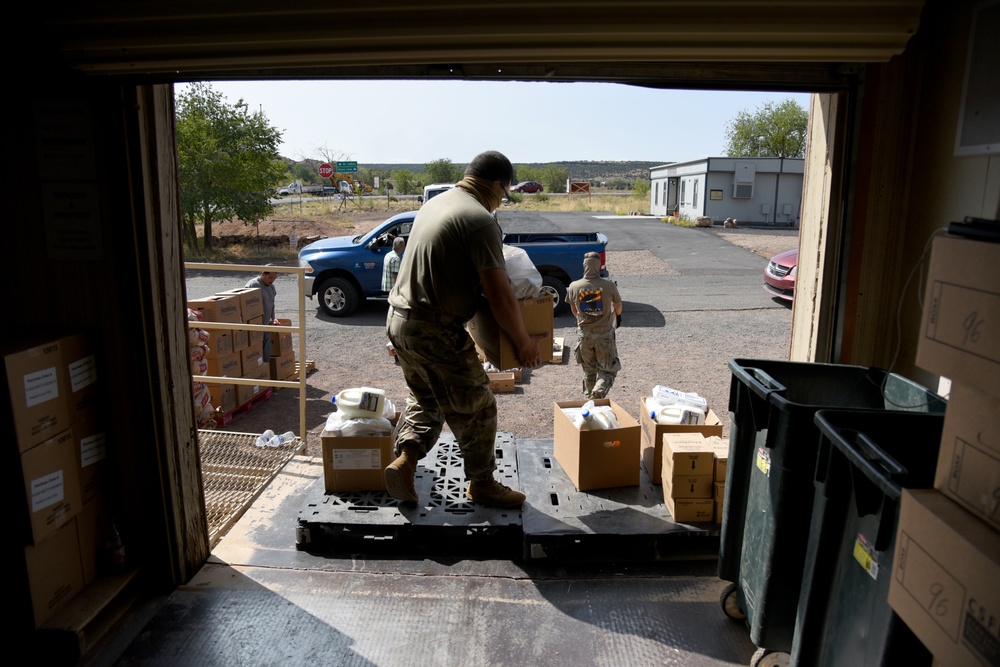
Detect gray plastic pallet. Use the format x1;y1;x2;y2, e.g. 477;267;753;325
517;438;719;562
296;433;523;558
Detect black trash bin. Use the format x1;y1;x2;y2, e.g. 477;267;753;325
788;409;943;666
718;359;946;653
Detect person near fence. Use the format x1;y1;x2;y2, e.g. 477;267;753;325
245;267;278;361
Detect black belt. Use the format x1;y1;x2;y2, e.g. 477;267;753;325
389;306;461;325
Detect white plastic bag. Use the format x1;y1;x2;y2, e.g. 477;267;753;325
502;244;543;299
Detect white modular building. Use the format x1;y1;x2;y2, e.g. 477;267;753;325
649;157;804;227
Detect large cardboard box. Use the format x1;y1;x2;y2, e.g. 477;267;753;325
57;332;99;418
665;496;715;523
4;337;71;454
553;399;641;491
934;381;1000;531
236;377;268;406
915;235;1000;398
203;331;233;359
215;287;263;322
270;319;294;357
187;295;242;323
208;383;236;414
71;410;109;503
269;353;297;381
20;429;82;545
661;432;717;477
639;401;724;484
240;342;266;377
468;294;554;371
20;517;84;629
889;489;1000;667
205;352;241;378
232;327;248;351
321;416;399;493
247;315;264;346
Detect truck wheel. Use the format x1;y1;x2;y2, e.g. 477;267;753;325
318;277;359;317
541;275;568;315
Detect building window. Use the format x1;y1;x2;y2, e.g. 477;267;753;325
680;180;687;204
654;182;659;206
693;181;699;207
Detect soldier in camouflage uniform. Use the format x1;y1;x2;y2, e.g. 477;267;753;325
567;252;622;399
384;151;542;508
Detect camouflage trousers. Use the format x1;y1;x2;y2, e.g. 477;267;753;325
573;327;621;399
386;311;497;481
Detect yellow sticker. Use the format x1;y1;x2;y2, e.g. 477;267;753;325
853;534;879;580
755;447;770;476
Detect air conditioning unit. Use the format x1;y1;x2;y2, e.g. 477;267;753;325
732;162;755;199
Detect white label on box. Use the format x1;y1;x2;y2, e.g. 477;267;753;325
69;354;97;392
23;366;59;407
81;432;107;467
31;469;65;512
332;449;381;470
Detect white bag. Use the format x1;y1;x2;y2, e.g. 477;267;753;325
502;244;543;299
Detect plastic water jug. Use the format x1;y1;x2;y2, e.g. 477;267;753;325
650;385;709;412
651;405;706;426
332;387;386;419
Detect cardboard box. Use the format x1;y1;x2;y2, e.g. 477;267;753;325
321;417;399;493
240;342;265;377
232;328;248;351
203;331;233;359
76;494;109;586
712;439;729;480
187;295;242;323
661;432;717;477
208;383;236;414
553;399;641;491
236;380;266;406
662;471;714;499
247;315;264;346
915;235;1000;398
215;287;263;322
269;353;297;381
934;381;1000;531
57;332;99;417
4;337;71;454
666;496;715;523
639;400;724;484
468;294;554;371
71;411;109;503
487;371;516;393
20;429;82;545
20;517;84;628
889;489;1000;667
204;352;241;378
270;319;294;357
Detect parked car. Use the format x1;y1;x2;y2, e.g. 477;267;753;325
763;248;797;301
512;181;544;193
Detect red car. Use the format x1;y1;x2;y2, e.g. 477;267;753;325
763;248;797;301
512;181;544;193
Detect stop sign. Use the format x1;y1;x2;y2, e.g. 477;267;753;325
319;163;334;179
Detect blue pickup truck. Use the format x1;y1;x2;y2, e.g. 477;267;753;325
298;211;609;317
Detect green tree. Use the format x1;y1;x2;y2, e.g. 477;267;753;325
425;158;459;184
724;98;808;158
540;164;569;193
176;83;284;249
632;178;651;198
392;169;417;195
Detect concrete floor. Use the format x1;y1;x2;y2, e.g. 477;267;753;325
87;456;758;666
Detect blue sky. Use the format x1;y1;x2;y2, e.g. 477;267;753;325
197;80;811;165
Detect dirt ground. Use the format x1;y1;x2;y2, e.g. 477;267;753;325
206;206;798;456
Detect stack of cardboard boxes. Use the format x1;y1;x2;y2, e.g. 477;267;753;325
660;433;728;523
5;332;114;632
188;286;293;418
887;234;1000;666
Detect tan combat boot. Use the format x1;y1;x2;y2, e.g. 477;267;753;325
466;478;525;508
384;444;420;503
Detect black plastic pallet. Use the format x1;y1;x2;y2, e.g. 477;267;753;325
517;439;720;562
296;434;523;558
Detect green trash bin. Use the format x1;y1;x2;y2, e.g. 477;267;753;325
788;409;943;666
718;359;946;653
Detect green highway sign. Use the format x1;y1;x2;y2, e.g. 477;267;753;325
337;161;358;173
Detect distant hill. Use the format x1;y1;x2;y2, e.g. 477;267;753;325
280;157;665;181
